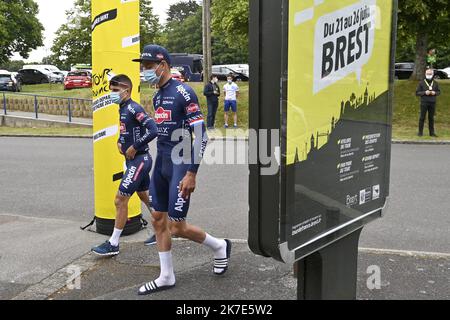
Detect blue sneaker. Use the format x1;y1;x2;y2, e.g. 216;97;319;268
144;234;157;246
91;241;119;256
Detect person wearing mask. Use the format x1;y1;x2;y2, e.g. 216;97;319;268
416;68;441;137
91;74;158;256
132;45;232;295
203;75;220;130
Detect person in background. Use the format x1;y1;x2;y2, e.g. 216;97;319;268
223;74;239;129
203;74;220;130
416;68;441;137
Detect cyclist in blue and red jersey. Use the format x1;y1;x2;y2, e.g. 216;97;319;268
132;45;231;295
92;74;157;256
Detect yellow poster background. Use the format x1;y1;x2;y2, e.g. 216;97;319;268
287;0;393;164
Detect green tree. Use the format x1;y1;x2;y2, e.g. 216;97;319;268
398;0;450;79
49;0;91;70
160;1;247;64
434;45;450;69
211;0;248;61
0;0;44;63
163;12;203;54
0;60;25;72
140;0;162;49
167;0;200;23
212;36;247;65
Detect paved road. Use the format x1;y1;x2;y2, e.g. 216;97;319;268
1;137;448;251
0;137;449;298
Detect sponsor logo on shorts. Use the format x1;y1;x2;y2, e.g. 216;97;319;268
175;185;187;212
122;166;137;189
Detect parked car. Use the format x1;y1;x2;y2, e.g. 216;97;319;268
434;69;449;79
212;65;249;82
394;62;415;80
0;71;22;92
51;71;65;83
64;71;92;90
23;64;64;83
171;68;185;82
214;64;249;77
395;62;449;80
17;69;50;84
441;67;450;76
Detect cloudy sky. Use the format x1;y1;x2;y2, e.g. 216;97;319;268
12;0;186;62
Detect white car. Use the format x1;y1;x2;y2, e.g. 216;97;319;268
23;64;64;83
441;67;450;77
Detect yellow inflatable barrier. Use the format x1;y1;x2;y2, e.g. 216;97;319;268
91;0;143;235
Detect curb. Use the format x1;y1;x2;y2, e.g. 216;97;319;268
391;139;450;145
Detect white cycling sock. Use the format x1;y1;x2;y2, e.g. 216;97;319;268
109;228;122;247
203;233;226;259
155;251;175;287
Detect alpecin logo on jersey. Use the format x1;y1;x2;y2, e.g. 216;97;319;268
154;107;172;124
185;103;200;114
176;85;191;102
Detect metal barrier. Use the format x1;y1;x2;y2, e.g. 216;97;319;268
1;91;92;123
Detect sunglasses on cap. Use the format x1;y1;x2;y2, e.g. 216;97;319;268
110;80;130;87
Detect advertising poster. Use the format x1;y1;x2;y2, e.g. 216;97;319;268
282;0;394;257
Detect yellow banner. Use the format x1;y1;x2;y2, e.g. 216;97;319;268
92;0;141;219
287;0;393;164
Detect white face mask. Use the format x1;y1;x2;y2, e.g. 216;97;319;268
426;74;433;80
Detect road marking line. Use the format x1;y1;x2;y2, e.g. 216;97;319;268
359;247;450;258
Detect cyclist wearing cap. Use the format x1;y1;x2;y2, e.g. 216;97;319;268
92;74;158;256
132;45;231;295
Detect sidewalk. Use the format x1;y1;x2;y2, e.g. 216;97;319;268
1;110;92;126
13;240;449;300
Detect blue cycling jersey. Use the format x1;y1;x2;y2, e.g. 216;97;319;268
152;78;208;173
118;98;158;155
